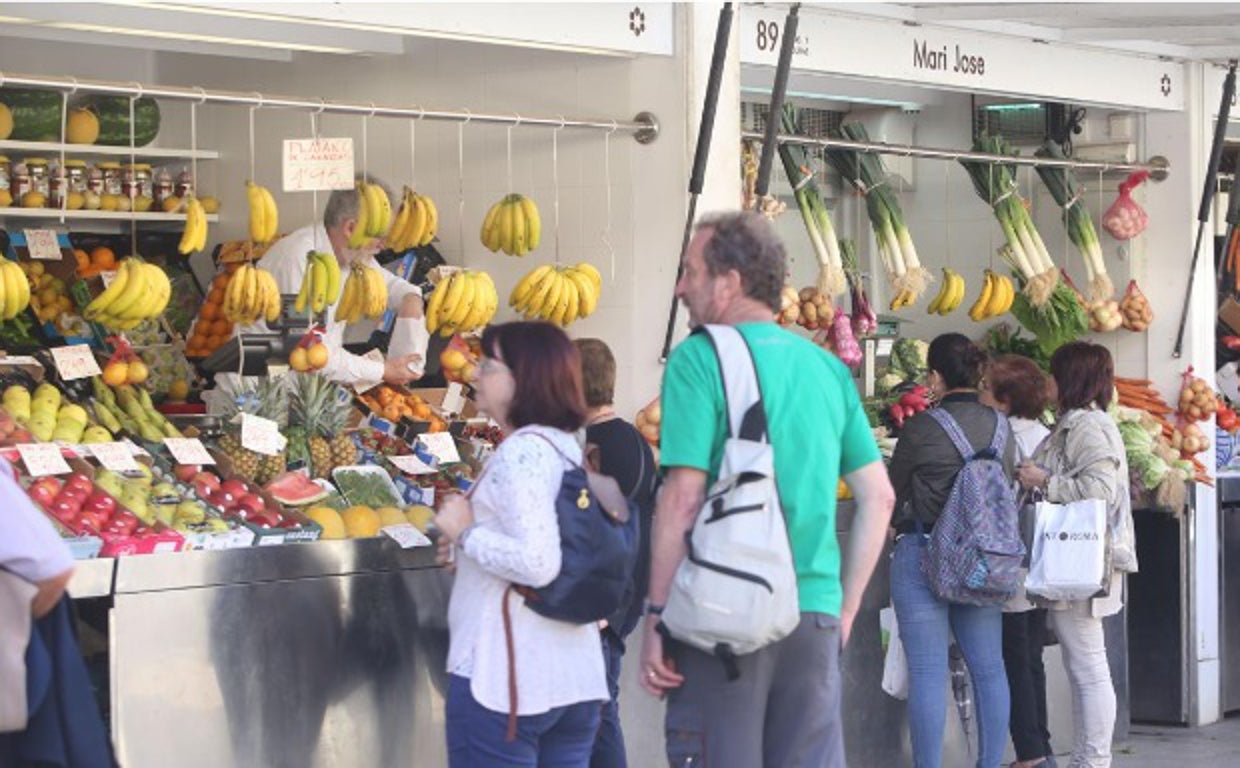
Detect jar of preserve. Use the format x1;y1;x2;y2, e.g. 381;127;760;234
98;162;123;196
174;166;194;200
153;167;174;208
26;158;50;197
0;156;11;197
121;163;152;200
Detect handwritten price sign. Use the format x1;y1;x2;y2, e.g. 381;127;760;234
419;432;462;466
282;137;355;192
50;345;102;381
88;442;142;474
241;413;287;457
24;229;63;260
163;438;215;466
17;443;72;477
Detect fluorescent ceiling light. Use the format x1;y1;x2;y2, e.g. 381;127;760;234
741;86;921;111
43;21;359;54
0;16;34;24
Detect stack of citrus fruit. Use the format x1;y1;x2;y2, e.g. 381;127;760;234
185;264;239;359
74;246;117;279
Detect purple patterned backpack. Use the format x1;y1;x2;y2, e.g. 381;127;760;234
922;408;1025;606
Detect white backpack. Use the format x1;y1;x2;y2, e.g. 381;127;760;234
660;325;800;675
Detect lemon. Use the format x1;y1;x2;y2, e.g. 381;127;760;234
127;360;149;385
289;347;309;372
305;506;346;540
377;506;406;528
405;504;435;532
0;189;12;208
168;379;190;402
161;196;182;213
307;343;329;370
65;191;85;210
102;361;129;387
342;505;380;538
21;191;46;209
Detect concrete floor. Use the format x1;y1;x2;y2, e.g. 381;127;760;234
1113;718;1240;766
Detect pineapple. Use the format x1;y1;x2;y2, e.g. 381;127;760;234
213;377;289;483
290;373;357;479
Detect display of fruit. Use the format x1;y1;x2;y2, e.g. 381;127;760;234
439;336;480;385
508;262;601;327
18;261;70;326
176;196;209;255
65;107;100;145
0;258;32;321
927;268;966;316
288;326;329;373
265;470;330;507
1119;279;1154;332
29;473;152;540
635;396;661;447
222;262;281;325
82;258;171;330
246;181;279;244
133;345;196;402
358;385;440;426
460;423;505;446
355;425;418;457
1087;298;1124;333
75;246;117;279
288;372;358;480
305;505;346;539
796;287;832;332
100;337;151;388
775;285;800;327
0;403;33;444
481;193;541;256
385;186;439;252
349;181;392;248
214;376;288;485
91;378;184;443
1178;371;1218;423
332;467;403;509
185;267;238;359
294;250;342;316
968;270;1015;322
335;263;389;323
201;474;293;530
425;269;498;337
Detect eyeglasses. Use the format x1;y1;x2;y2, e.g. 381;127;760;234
478;357;509;376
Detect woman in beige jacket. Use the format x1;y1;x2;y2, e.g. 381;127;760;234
1017;342;1138;768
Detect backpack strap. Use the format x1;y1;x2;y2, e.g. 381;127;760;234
927;407;1008;462
695;325;769;443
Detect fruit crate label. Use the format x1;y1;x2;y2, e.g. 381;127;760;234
381;523;432;549
24;229;62;260
17;443;72;477
442;382;467;416
418;432;461;466
50;344;102;381
240;413;287;457
163;438;214;466
282;137;355;192
88;442;141;474
389;454;437;476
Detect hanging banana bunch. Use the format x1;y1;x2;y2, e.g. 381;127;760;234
0;259;31;320
246;181;279;244
385;186;439;252
508;262;601;328
222;262;282;325
968;269;1016;322
82;258;171;330
926;268;966;316
348;181;392;249
481;194;541;256
335;263;389;323
177;196;208;255
293;250;342;316
425;269;499;338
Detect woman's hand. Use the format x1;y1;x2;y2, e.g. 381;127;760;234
433;493;475;542
1017;461;1050;492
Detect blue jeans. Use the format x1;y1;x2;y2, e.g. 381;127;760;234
891;535;1010;768
446;674;601;768
589;630;627;768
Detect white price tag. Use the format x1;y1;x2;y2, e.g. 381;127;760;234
24;229;62;260
282;137;355;192
381;523;432;549
100;270;118;288
0;355;39;367
16;443;71;477
122;438;150;458
389;453;437;476
50;345;102;381
419;432;461;465
441;382;467;416
240;413;287;457
353;349;386;395
88;442;141;474
163;437;215;466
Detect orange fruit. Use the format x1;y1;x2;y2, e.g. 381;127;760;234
73;249;90;271
289;347;309;372
206;334;223;349
306;343;328;370
212;273;230;289
90;246;116;269
126;360;149;385
102;361;128;387
201;303;219;321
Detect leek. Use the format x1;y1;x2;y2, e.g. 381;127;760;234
1034;139;1112;302
778;107;846;297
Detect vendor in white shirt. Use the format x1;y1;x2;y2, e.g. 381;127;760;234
258;179;429;387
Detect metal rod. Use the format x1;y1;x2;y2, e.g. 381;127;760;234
0;71;659;142
754;3;799;198
742;130;1171;179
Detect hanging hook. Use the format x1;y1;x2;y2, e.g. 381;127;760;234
557;115;567;131
416;104;426;121
65;76;78;95
368;101;378;119
608;119;619;136
194;86;208;105
512;112;523;128
251;92;265;110
129;82;144;100
461;108;473;125
0;73;7;89
314;97;327;114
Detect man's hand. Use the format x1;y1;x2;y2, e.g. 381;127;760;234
840;606;856;648
383;353;424;385
639;617;684;696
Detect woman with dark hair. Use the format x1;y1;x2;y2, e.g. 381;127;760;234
433;321;606;768
887;333;1014;768
980;356;1056;768
1017;342;1137;768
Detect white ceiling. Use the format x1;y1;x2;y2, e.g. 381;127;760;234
881;3;1240;62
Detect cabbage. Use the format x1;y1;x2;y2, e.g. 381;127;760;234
1130;451;1169;490
876;373;903;397
1118;420;1154;453
892;338;928;377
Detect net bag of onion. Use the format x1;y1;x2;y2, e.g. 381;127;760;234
1102;171;1150;242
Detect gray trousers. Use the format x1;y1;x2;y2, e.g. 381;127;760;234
664;612;845;768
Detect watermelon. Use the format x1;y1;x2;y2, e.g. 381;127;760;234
265;471;330;506
79;95;160;147
0;88;63;142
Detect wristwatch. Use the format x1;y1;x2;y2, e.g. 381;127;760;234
643;600;665;617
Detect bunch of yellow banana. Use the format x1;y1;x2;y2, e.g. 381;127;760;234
177;197;208;255
968;270;1016;322
926;268;966;316
246;181;279;244
335;264;389;323
508;262;602;327
889;289;918;311
223;262;282;325
425;270;499;337
481;194;541;256
83;259;171;330
348;182;393;249
0;260;30;320
294;251;342;315
385;187;438;252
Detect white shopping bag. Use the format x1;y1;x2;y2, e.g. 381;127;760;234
1025;499;1109;602
880;606;908;700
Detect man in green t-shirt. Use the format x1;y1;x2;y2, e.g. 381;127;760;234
640;212;894;767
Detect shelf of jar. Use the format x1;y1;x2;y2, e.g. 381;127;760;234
0;141;219;162
0;209;219;223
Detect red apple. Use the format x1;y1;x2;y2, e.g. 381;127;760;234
48;497;79;522
108;511;139;535
174;464;201;482
28;480;59;508
277;517;299;529
237;493;266;517
66;473;94;493
59;486;89;506
79;507;109;530
220;478;249;498
84;492;117;517
210;489;237;509
193;471;221;490
247;511;279;528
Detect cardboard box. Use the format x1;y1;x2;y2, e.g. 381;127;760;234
208;448;322;545
1222;297;1240;336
